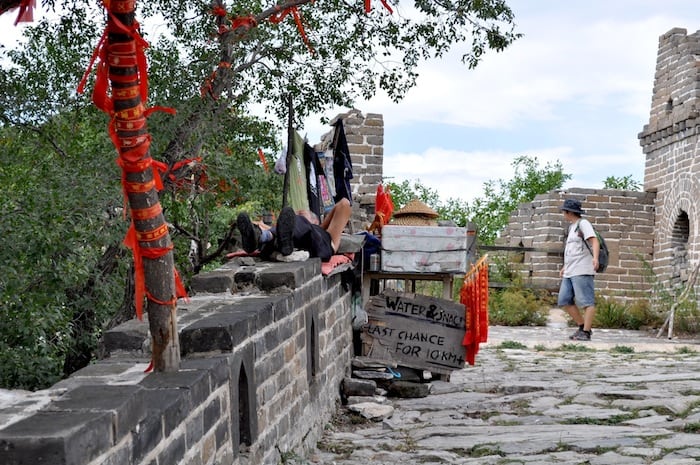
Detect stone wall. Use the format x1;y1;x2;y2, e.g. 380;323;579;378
639;28;700;291
497;188;656;298
0;259;354;465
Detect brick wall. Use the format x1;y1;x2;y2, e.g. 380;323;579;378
639;28;700;291
497;188;656;299
0;260;353;465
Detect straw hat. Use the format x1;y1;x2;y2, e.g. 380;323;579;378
390;215;438;226
393;199;438;218
389;199;439;226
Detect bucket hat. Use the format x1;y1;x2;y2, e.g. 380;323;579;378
561;199;585;215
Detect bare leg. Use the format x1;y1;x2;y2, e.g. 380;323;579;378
321;198;351;252
563;304;584;326
582;306;596;332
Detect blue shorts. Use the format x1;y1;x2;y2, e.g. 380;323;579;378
557;275;595;308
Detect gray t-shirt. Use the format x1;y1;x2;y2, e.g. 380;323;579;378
563;219;595;277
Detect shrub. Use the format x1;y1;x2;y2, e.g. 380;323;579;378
489;288;549;326
672;299;700;334
594;296;662;330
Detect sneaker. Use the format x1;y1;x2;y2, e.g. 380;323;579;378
276;207;295;256
570;329;592;341
236;212;261;253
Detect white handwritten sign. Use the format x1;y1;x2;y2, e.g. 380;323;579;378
361;289;466;374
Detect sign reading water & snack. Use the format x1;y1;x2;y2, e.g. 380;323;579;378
361;289;466;374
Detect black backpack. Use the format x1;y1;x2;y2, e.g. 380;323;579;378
575;223;609;273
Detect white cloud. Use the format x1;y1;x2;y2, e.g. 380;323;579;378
383;146;574;202
305;2;698;205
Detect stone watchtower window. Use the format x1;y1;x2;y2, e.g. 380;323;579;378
666;98;673;112
671;211;690;287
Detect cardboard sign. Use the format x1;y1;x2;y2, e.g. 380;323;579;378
361;289;466;374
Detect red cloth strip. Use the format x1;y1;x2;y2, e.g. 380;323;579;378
269;6;314;54
257;148;269;172
131;203;163;221
108;54;139;68
119;134;151;148
115;117;147;132
136;223;169;242
14;0;34;25
124;179;155;193
110;0;136;13
365;0;393;13
112;85;141;101
231;15;257;30
115;103;145;120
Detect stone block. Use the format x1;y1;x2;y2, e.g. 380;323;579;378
342;377;376;397
203;397;221;433
181;356;231;389
189;269;236;294
257;262;305;290
103;317;149;353
184;409;203;450
387;380;431;398
131;409;163;462
181;310;253;354
158;434;186;465
140;388;188;437
0;411;112;465
48;385;147;440
140;369;212;411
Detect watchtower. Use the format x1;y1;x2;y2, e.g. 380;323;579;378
638;28;700;290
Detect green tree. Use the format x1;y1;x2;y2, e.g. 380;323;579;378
386;179;470;226
603;174;642;191
0;0;521;388
468;156;570;244
388;155;570;244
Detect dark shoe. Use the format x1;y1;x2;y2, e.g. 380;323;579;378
276;207;295;256
237;212;261;253
570;329;591;341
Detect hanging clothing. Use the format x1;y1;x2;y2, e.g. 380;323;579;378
316;150;336;215
332;120;353;204
304;142;323;220
288;131;310;213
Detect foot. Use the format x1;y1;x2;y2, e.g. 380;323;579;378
276;207;295;256
237;212;261;253
569;329;592;341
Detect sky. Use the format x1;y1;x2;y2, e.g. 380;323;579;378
299;1;700;204
2;1;700;205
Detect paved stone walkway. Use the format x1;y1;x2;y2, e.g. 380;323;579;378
307;321;700;464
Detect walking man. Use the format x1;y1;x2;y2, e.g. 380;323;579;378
559;199;600;341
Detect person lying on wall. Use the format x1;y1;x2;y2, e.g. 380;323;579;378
236;198;352;263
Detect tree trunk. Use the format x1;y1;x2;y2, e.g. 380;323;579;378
106;1;179;371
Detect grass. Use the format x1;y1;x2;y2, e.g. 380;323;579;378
557;343;595;352
496;340;527;350
611;345;635;354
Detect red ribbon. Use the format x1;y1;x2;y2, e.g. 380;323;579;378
13;0;35;25
364;0;393;14
231;15;257;30
257;148;269;172
77;14;150;111
269;6;314;54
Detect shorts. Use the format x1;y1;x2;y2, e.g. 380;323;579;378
557;275;595;308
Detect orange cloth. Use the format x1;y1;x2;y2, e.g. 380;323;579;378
460;257;489;365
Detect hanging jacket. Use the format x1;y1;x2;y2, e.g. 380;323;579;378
332;119;353;204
